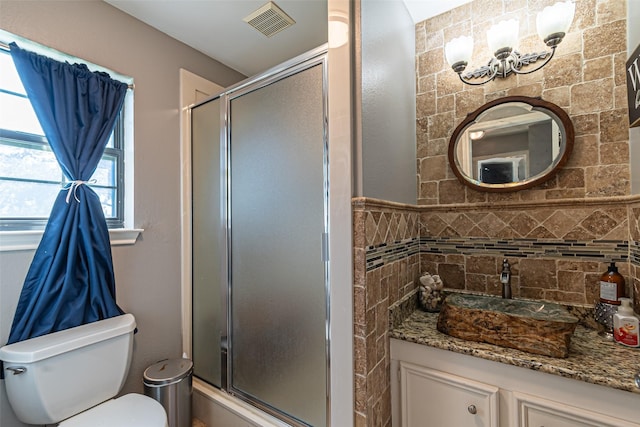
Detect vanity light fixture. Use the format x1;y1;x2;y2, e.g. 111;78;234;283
444;1;575;86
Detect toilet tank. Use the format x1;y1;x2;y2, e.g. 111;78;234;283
0;313;136;425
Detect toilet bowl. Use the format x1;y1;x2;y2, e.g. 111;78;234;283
0;314;168;426
59;393;167;427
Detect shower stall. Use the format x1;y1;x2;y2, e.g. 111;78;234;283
190;46;330;427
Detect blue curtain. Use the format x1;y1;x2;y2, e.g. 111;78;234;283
7;43;128;344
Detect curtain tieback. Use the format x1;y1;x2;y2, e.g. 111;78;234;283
63;179;96;203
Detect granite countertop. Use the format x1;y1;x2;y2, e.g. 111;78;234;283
391;309;640;394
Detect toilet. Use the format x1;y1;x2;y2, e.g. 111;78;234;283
0;314;168;426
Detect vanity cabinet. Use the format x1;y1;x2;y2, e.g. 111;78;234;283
391;339;640;427
399;362;498;427
512;391;636;427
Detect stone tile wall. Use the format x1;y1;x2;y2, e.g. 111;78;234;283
629;199;640;309
412;0;634;306
352;198;420;427
416;0;629;205
420;197;631;304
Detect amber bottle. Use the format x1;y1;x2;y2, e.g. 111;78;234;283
599;262;625;305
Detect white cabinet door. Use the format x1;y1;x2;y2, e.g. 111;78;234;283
399;361;499;427
513;391;640;427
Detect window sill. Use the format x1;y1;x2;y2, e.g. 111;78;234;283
0;228;144;252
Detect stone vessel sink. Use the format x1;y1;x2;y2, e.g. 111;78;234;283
436;293;579;358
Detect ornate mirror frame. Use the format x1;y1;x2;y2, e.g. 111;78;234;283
448;96;574;193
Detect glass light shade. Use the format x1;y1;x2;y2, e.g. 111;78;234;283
444;35;474;66
486;19;519;54
536;1;575;40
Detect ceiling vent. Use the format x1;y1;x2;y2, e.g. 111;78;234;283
243;2;296;38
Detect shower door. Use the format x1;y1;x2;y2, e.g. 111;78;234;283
191;50;329;427
228;60;327;427
192;96;224;388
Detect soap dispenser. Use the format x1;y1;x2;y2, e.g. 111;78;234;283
613;298;639;348
599;262;625;305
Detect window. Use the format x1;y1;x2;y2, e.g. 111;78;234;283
0;43;129;232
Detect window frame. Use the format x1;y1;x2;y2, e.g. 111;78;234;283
0;31;140;250
0;115;126;231
103;108;126;229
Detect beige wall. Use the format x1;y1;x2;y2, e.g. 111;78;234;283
0;1;244;426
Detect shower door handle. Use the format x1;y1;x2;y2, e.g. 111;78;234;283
322;232;329;262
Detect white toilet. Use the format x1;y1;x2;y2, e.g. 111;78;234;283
0;314;168;426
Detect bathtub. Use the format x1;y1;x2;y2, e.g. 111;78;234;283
192;378;292;427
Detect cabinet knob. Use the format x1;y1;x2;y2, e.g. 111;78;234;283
467;404;477;415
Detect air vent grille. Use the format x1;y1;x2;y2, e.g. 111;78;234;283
243;2;295;38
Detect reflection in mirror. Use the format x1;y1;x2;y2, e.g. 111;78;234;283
449;96;574;192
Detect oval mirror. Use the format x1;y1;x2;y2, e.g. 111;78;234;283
448;96;574;192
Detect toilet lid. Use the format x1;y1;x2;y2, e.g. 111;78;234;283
59;393;168;427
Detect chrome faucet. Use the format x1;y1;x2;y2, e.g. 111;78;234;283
501;258;512;299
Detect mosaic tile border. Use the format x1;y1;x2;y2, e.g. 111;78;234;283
419;237;629;262
365;237;419;271
364;237;639;270
630;241;640;266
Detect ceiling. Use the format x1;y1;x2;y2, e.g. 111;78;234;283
104;0;471;77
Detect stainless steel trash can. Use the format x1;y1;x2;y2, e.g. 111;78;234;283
143;358;193;427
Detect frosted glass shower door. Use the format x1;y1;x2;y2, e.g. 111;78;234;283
191;97;224;387
229;63;327;427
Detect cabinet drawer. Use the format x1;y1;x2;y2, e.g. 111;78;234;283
399;361;499;427
513;391;639;427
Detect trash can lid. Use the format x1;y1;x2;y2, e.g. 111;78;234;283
143;358;193;386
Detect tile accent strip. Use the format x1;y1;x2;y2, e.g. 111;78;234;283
364;237;634;273
419;237;629;262
630;241;640;266
365;237;419;271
